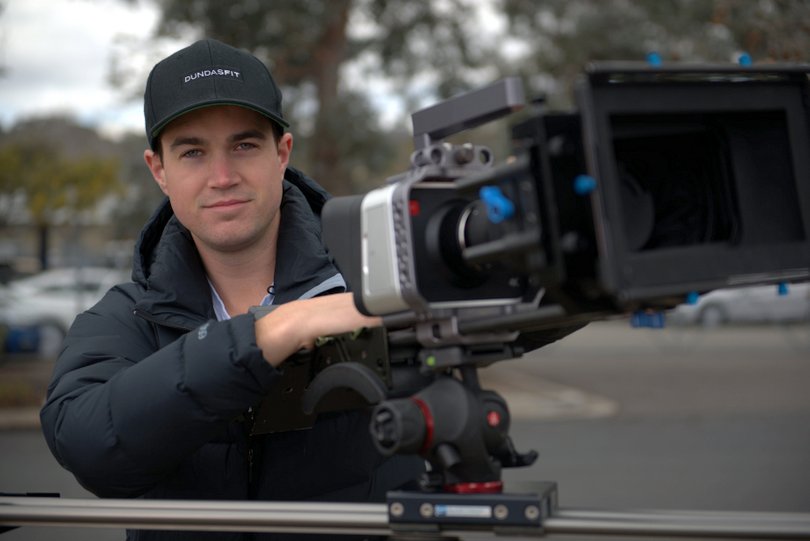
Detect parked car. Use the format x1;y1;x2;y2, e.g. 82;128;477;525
668;282;810;327
0;267;129;356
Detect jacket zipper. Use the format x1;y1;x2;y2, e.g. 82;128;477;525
246;406;258;496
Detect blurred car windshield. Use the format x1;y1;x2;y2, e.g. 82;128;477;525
0;266;129;342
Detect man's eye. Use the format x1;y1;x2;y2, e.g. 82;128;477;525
181;149;202;158
236;142;257;151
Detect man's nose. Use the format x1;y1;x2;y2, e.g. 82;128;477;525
209;153;238;187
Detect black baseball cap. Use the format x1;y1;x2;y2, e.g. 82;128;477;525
143;39;289;150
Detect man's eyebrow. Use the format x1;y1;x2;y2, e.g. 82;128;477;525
229;129;268;143
169;136;205;150
168;130;267;150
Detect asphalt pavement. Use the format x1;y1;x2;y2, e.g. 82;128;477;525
487;320;810;515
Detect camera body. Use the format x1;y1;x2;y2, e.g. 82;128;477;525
323;64;810;335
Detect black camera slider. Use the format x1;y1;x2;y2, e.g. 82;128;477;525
386;484;557;536
2;493;810;539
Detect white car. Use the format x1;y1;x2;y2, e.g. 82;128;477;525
0;267;129;356
668;282;810;327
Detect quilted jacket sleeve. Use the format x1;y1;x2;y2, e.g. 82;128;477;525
39;284;279;498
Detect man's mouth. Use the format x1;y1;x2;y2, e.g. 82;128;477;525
205;199;248;209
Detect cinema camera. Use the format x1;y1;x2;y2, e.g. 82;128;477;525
252;63;810;520
325;63;810;330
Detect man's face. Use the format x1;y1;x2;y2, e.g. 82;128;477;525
144;105;292;255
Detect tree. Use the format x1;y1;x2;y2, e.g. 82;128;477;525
116;0;498;194
0;138;121;270
106;132;168;239
497;0;810;108
712;0;810;62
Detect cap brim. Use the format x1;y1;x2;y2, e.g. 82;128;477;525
149;100;290;148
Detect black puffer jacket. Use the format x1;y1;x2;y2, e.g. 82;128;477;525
40;169;424;540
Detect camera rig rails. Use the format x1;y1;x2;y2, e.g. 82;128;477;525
3;62;810;539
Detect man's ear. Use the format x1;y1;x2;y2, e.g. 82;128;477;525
277;132;293;170
144;149;169;195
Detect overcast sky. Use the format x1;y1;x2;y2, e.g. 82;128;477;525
1;0;167;138
0;0;413;140
1;0;509;140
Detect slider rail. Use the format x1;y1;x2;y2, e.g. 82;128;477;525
2;496;810;538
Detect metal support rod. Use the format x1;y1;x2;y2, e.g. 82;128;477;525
546;509;810;538
0;497;390;536
2;497;810;538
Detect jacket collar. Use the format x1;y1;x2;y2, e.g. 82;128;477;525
132;179;344;329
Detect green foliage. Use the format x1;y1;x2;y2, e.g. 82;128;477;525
153;0;490;96
106;132;168;239
0;141;121;226
498;0;810;107
357;0;493;99
714;0;810;61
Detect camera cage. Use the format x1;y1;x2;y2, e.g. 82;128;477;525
323;63;810;334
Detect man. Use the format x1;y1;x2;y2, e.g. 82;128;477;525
40;39;424;540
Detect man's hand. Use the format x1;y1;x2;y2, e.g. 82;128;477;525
254;292;381;367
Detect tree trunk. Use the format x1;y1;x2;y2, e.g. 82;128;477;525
37;222;49;271
308;0;352;195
